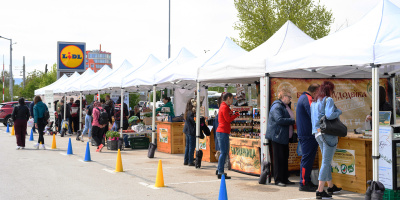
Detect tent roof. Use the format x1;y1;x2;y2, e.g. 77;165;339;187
99;60;136;91
266;0;400;78
124;47;196;90
80;65;112;94
34;74;68;95
123;54;161;92
52;72;81;94
197;21;314;84
64;68;95;94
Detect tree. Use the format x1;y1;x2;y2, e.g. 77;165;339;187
233;0;334;51
19;63;57;100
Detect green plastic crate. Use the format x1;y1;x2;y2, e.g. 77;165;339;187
128;137;149;149
383;189;400;200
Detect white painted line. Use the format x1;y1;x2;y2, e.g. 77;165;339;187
59;152;67;156
103;168;116;174
128;166;186;170
168;180;220;185
288;194;361;200
138;182;160;190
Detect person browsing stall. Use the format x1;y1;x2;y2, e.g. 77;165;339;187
216;93;239;180
296;84;320;192
156;97;175;117
183;98;196;166
266;88;296;187
311;81;342;199
12;98;30;150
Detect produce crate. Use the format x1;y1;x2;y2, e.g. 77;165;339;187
129;137;150;149
383;189;400;200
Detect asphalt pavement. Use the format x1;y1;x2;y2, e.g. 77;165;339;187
0;125;365;200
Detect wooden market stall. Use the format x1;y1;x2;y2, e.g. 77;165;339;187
156;121;185;154
318;133;372;194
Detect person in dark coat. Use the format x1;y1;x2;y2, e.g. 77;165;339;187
12;98;30;149
366;86;394;125
183;98;196;166
266;88;296;187
296;84;320;192
33;96;49;150
60;99;72;135
29;101;36;133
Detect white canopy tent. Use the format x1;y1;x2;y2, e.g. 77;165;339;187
80;65;112;95
64;68;95;95
100;60;136;92
52;72;81;95
198;21;313;84
34;74;68;95
265;0;400;182
123;47;196;145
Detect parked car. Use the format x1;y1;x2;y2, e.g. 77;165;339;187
0;101;32;126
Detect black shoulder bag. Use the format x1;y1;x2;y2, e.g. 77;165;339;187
319;97;347;137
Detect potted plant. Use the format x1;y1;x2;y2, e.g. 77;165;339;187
106;131;120;150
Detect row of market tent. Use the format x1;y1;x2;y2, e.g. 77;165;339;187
35;0;400;183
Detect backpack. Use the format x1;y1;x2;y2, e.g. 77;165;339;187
95;107;108;125
114;104;127;121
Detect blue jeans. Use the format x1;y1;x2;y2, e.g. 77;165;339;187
316;134;338;182
62;118;72;134
184;134;196;164
82;115;92;137
217;132;229;174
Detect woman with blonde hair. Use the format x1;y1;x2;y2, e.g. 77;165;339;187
266;88;296;187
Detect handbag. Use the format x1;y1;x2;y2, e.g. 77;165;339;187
319;98;347;137
27;118;34;127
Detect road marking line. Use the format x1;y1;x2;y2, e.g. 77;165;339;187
128;166;186;170
139;182;159;190
59;152;67;156
288;195;360;200
168;180;220;185
103;168;116;174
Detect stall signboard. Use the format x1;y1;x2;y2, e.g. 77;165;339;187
378;126;393;189
159;128;168;143
229;137;261;175
332;149;356;175
57;42;86;78
379;111;391;126
199;138;207;150
44;90;55;123
110;90;130;107
270;78;389;131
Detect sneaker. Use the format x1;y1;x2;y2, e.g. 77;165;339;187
284;180;296;185
299;182;318;192
218;173;231;179
316;190;332;199
188;162;195;166
80;135;84;142
183;161;188;165
98;144;104;152
41;144;46;150
327;184;342;195
16;146;21;150
34;144;39;149
276;182;286;187
21;147;25;149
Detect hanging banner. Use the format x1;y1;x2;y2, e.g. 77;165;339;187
332;149;356;176
159;128;168;143
236;84;246;106
270;78;389;131
229;137;261;175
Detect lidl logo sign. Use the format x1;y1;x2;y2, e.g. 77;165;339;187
60;45;83;68
57;42;86;71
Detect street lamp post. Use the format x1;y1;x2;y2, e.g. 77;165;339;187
0;36;13;101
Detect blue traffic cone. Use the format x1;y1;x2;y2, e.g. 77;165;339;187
67;138;73;155
84;142;91;162
218;174;228;200
6;123;10;133
29;129;34;141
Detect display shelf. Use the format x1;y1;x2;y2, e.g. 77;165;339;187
231;126;253;129
233;118;253;121
253;118;260;121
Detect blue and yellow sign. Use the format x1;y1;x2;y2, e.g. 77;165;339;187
57;42;86;71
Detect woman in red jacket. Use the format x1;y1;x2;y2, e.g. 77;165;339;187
216;93;239;179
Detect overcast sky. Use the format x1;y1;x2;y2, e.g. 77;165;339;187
0;0;398;79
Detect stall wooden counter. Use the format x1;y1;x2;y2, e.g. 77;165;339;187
318;133;372;194
156;121;185;154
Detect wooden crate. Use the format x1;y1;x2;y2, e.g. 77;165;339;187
156;122;185;154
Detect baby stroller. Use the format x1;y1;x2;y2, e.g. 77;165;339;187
46;121;57;135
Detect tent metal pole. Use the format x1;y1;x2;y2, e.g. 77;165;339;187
392;74;396;123
248;84;252;107
196;82;200;151
372;64;380;181
64;95;66;121
120;88;124;138
152;85;157;144
79;92;82;132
